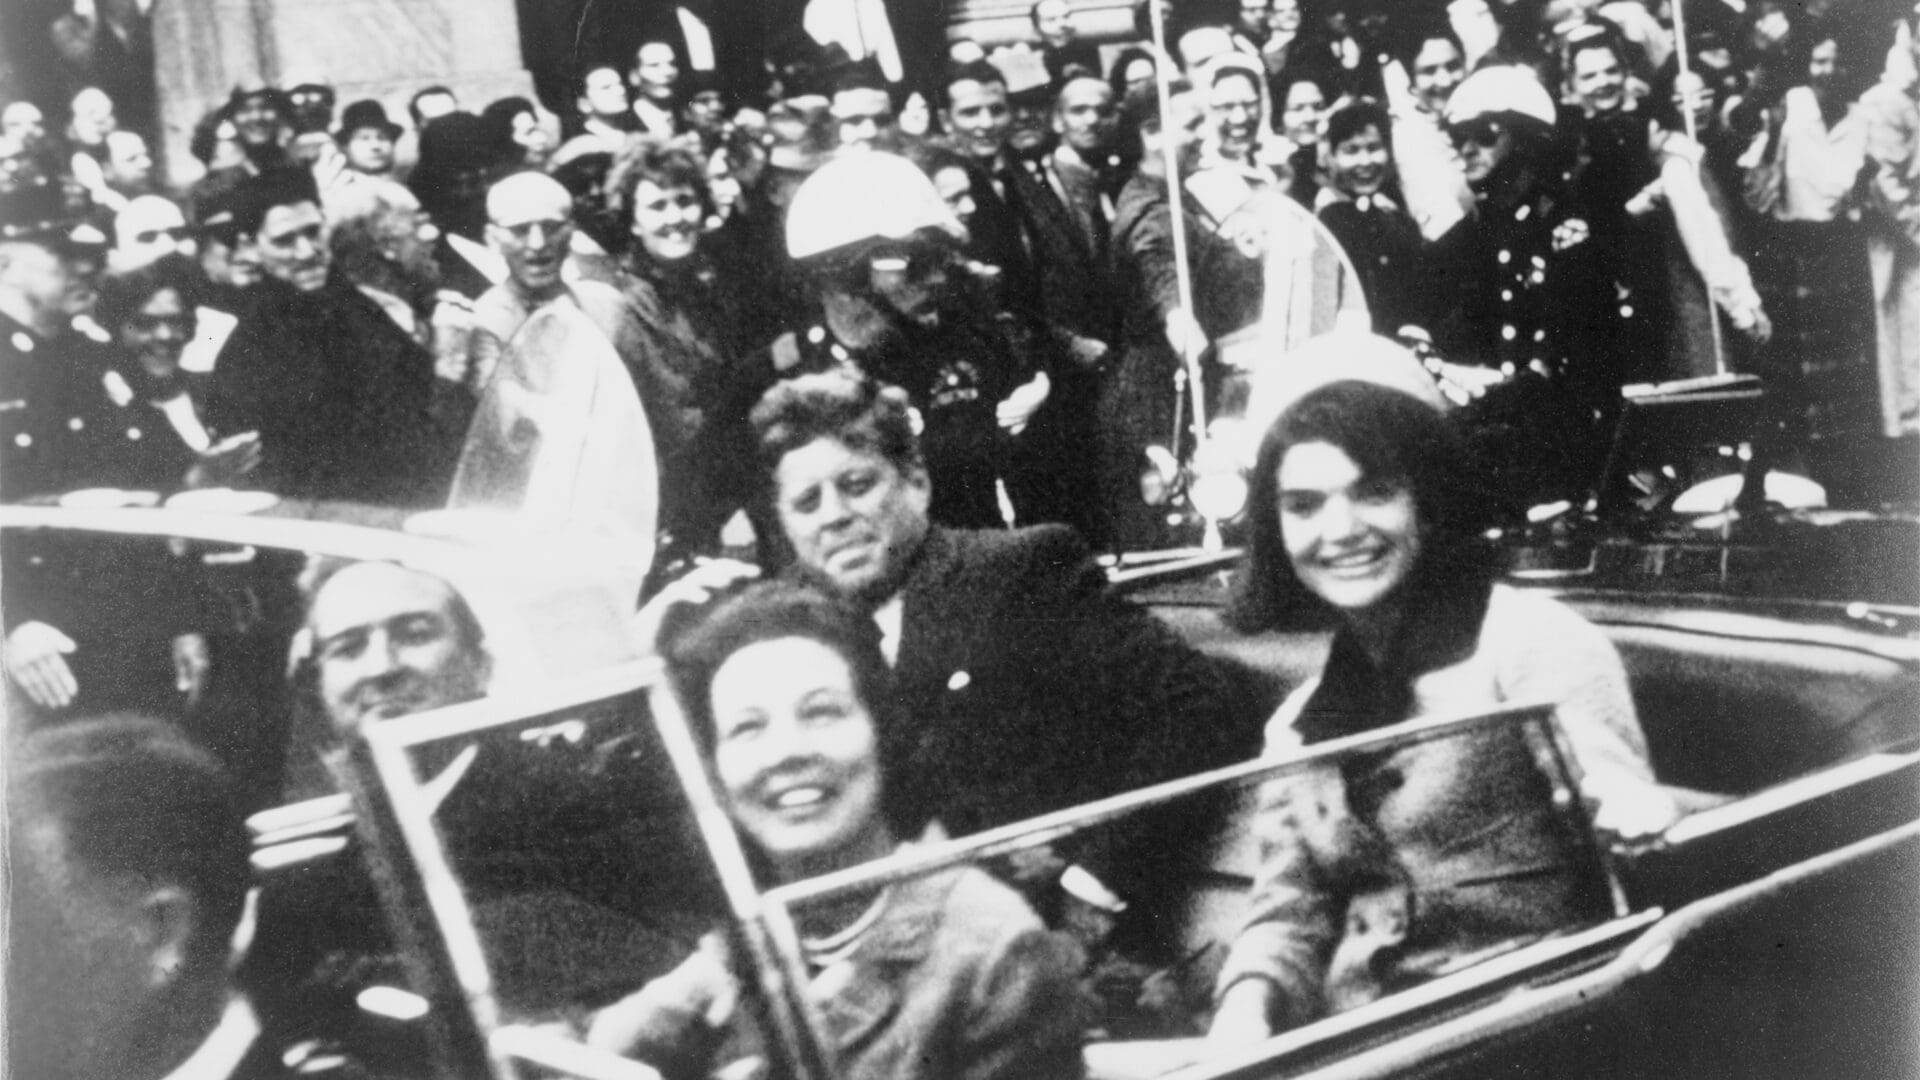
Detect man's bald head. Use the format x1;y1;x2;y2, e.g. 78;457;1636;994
486;172;574;298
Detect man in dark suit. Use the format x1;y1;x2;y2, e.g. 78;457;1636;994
650;369;1272;948
203;168;460;506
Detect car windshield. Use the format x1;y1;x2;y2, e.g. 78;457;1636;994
345;689;1632;1080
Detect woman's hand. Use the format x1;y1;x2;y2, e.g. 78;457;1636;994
6;621;79;710
586;932;738;1060
1207;979;1276;1051
185;431;263;490
630;559;761;656
1591;784;1680;845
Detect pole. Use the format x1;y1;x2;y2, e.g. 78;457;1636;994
1670;0;1728;377
1145;0;1209;455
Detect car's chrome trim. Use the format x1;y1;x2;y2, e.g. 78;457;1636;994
764;701;1569;909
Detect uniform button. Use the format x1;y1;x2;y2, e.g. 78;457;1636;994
807;325;826;344
11;332;32;352
68;416;84;431
1534;329;1546;342
126;427;142;440
14;433;30;447
1501;324;1517;341
1530;270;1546;284
1378;254;1390;265
1501;289;1514;301
1500;362;1517;377
1620;305;1634;318
1497;249;1511;264
1531;255;1547;269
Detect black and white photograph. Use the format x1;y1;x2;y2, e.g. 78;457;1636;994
4;0;1917;1077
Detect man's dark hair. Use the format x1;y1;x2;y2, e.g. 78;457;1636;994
9;714;251;972
408;85;456;127
830;57;892;99
1119;74;1192;138
940;59;1009;109
664;579;924;834
1324;97;1391;149
94;252;207;330
1029;0;1066;28
229;165;321;238
749;370;925;483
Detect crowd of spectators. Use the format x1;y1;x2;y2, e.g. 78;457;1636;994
4;0;1916;544
7;2;1920;1077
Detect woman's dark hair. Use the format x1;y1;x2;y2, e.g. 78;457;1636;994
1108;45;1158;101
95;252;207;331
1391;23;1464;71
604;135;713;240
1323;97;1390;149
480;96;540;164
664;579;920;834
1225;381;1498;633
1272;68;1331;113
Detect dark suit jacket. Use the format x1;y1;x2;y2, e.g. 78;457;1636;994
886;525;1270;845
204;277;457;507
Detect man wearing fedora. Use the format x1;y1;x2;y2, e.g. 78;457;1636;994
337;99;402;180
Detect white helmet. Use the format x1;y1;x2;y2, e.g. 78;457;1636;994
1446;65;1557;128
785;151;962;259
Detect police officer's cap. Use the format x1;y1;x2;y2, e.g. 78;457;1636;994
0;181;107;252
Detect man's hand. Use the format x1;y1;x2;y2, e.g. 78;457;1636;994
431;294;479;385
185;431;263;489
6;622;79;710
1064;334;1112;372
630;559;761;656
997;372;1052;435
1624;178;1666;217
1163;306;1208;360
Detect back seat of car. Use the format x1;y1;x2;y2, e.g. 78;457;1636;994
1150;591;1920;799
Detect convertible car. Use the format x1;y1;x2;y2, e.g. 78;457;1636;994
291;534;1917;1080
7;351;1914;1080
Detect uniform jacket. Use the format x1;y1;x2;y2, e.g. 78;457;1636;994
1;314;195;500
813;865;1089;1080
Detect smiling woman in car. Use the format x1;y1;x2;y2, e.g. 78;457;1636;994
590;579;1090;1080
1206;337;1679;1047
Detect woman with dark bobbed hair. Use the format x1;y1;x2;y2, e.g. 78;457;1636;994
1208;344;1675;1047
591;579;1089;1080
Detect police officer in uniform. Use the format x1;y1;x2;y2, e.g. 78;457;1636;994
0;183;138;502
1422;66;1629;510
752;152;1046;532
